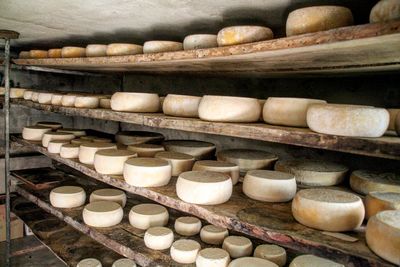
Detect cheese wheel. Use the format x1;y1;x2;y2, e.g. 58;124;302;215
217;149;278;173
80;135;97;141
217;26;273;46
163;140;216;160
19;51;30;59
57;128;86;137
60;143;80;159
90;188;127;207
199;95;261;122
263;97;327;127
106;43;143;56
83;201;123;227
274;160;348;187
144;226;174;250
99;98;111;109
61;46;86;58
307;104;389;137
388;108;400;131
143;41;183;53
129;203;169;230
50;186;86;208
366;210;400;264
170;239;201;264
94;149;137;175
36;121;63;130
47;140;70;154
115;131;164;145
289;255;344;267
30;50;48;58
111;92;160;112
200;225;229;245
370;0;400;23
286;6;353;36
92;137;112;143
123;157;172;187
42;132;75;147
77;258;102;267
176;171;232;205
350;170;400;195
196;248;230;267
31;92;39;102
174;216;201;236
23;90;33;100
10;88;27;99
192;160;240;185
155;151;195;176
183;34;218;50
162;94;202;118
79;142;117;165
22;126;51;141
75;96;100;108
365;192;400;219
127;143;165;157
253;245;286;267
229;257;278;267
112;258;136;267
38;92;53;104
86;44;107;57
71;139;87;145
61;94;77;107
222;236;253;259
51;94;64;105
48;49;62;58
292;188;364;231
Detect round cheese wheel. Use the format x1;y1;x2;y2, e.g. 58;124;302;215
90;188;127;207
115;131;164;145
183;34;218;50
110;92;160;112
155;151;195;176
83;201;123;227
36;121;63;130
174;216;201;236
144;226;174;250
123;157;172;187
366;210;400;265
196;248;230;267
350;170;400;195
292;188;364;231
370;0;400;23
38;92;53;104
192;160;240;185
99;98;111;109
61;94;78;107
50;186;86;208
77;258;102;267
48;49;62;58
170;239;201;264
163;140;216;160
23;90;33;100
60;143;80;159
71;139;87;145
307;104;389;137
217;149;278;173
57;128;86;137
61;46;86;58
79;143;117;165
42;132;75;147
129;203;169;230
162;94;202;118
127;143;165;157
10;88;27;99
86;44;107;57
75;96;100;108
365;192;400;219
286;6;353;36
94;149;137;175
47;140;70;154
30;50;48;58
176;171;233;205
200;225;229;245
229;257;278;267
51;94;64;105
217;26;273;46
253;244;286;267
274;160;348;187
222;236;253;259
31;92;39;102
289;255;344;267
22;126;51;141
106;43;143;56
112;258;136;267
143;41;183;53
263;97;327;127
19;51;30;59
388;108;400;131
199;95;261;122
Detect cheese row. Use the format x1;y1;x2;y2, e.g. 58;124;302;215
77;258;136;267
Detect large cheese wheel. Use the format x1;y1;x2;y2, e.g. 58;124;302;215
196;248;230;267
217;26;273;46
183;34;218;50
99;98;111;109
127;143;165;157
307;104;389;137
170;239;201;264
162;94;202;118
222;236;253;259
50;186;86;208
75;96;100;108
10;88;27;99
30;50;48;58
366;210;400;265
19;51;30;59
60;143;80;159
292;188;364;231
47;140;70;154
217;149;278;173
57;128;86;137
94;149;137;175
111;92;160;112
31;92;39;102
129;203;169;230
112;258;136;267
42;132;75;147
36;121;63;130
192;160;240;185
86;44;107;57
48;49;62;58
289;255;344;267
176;171;233;205
263;97;327;127
83;201;123;227
229;257;278;267
23;90;33;100
144;226;174;250
22;126;51;141
90;188;127;207
155;151;195;176
370;0;400;23
51;94;64;105
365;192;400;219
388;108;400;131
163;140;216;160
115;131;164;145
38;92;53;104
61;94;78;107
286;6;353;36
143;41;183;53
77;258;102;267
79;142;117;165
253;244;286;267
61;46;86;58
243;170;297;202
174;216;201;236
123;157;172;187
200;225;229;245
199;95;261;122
106;43;143;56
350;170;400;195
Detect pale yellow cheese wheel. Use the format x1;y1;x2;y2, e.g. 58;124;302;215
388;108;400;131
144;226;174;250
253;244;286;267
111;92;160;112
48;49;62;58
57;128;86;137
183;34;218;50
19;51;30;59
370;0;400;23
289;255;344;267
123;157;172;187
38;92;53;104
86;44;107;57
61;94;78;107
106;43;143;56
31;92;39;102
50;186;86;208
51;94;64;105
83;201;123;227
162;94;202;118
143;41;183;53
79;142;117;165
200;225;229;245
42;132;75;147
47;140;70;154
217;26;273;46
36;121;63;130
75;95;100;108
222;236;253;259
61;46;86;58
129;203;169;230
22;125;51;141
77;258;102;267
115;131;164;146
163;140;216;160
94;149;137;175
365;192;400;219
112;258;136;267
99;98;111;109
90;188;126;207
174;216;201;236
217;149;278;173
196;248;230;267
127;143;165;157
60;143;80;159
23;90;33;100
170;239;201;264
30;50;48;58
192;160;240;185
10;88;27;99
229;257;278;267
350;170;400;195
155;151;195;176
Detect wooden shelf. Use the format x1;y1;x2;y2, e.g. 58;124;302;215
11;137;395;267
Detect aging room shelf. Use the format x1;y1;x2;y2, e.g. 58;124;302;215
11;137;395;267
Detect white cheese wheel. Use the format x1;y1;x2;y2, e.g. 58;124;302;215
143;41;183;53
176;171;233;205
86;44;107;57
23;90;33;100
60;143;80;159
388;108;400;131
163;140;216;160
123;157;171;187
183;34;218;50
19;51;30;59
200;225;229;245
365;192;400;219
51;94;64;105
50;186;86;208
61;94;77;107
144;226;174;250
83;201;123;227
370;0;400;23
129;203;169;230
112;258;136;267
286;6;353;36
196;248;230;267
31;92;39;102
22;126;51;141
155;151;195;176
366;210;400;265
174;216;201;236
106;43;143;56
38;92;53;104
170;239;201;264
99;98;111;109
77;258;102;267
90;188;127;207
75;96;100;108
48;48;62;58
47;140;70;154
222;236;253;259
42;132;75;147
79;142;117;165
350;170;400;195
217;26;273;46
57;128;86;137
217;149;278;173
289;255;344;267
292;188;364;231
192;160;240;185
61;46;86;58
30;50;48;58
115;131;164;145
36;121;63;130
10;88;27;99
162;94;202;118
127;143;165;157
199;95;261;122
253;244;286;267
94;149;137;175
111;92;160;112
229;257;278;267
307;104;389;137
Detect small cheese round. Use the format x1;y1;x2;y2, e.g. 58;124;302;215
307;104;389;137
176;171;233;205
19;51;30;59
112;258;136;267
42;132;75;147
115;131;164;146
253;245;286;267
38;92;53;104
36;121;63;130
163;140;216;160
61;46;86;58
47;140;70;154
127;143;165;157
192;160;240;185
48;49;62;58
22;126;51;141
77;258;102;267
57;128;86;137
86;44;107;57
229;257;278;267
292;188;364;231
10;88;27;99
217;149;278;173
174;216;201;236
99;98;111;109
79;142;117;165
143;41;183;53
129;203;169;230
106;43;143;56
94;149;137;175
370;0;400;23
170;239;201;264
60;143;80;159
30;50;48;58
23;90;33;100
111;92;160;112
83;201;123;227
286;6;353;36
155;151;195;176
123;157;172;187
50;186;86;208
162;94;202;118
222;236;253;259
199;95;261;122
217;26;273;46
51;94;64;105
196;248;230;267
183;34;218;50
31;92;39;102
90;188;127;207
289;255;344;267
350;170;400;195
365;192;400;219
75;96;100;108
200;225;229;245
61;94;78;107
388;108;400;131
144;226;174;250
